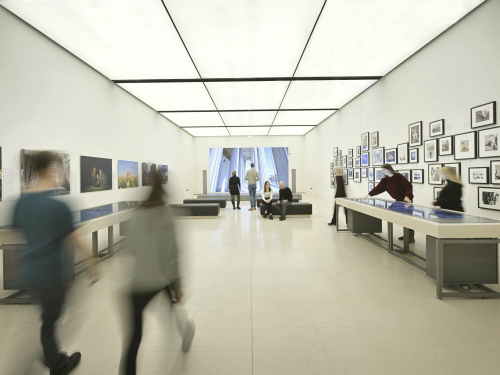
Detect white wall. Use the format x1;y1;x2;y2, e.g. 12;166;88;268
194;135;304;194
305;0;500;218
0;7;196;227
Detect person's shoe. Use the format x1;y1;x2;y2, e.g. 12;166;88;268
279;217;286;221
328;222;336;226
248;208;254;211
233;207;236;210
237;206;241;210
398;236;404;241
50;352;81;375
398;236;415;244
263;214;267;218
182;319;196;353
269;215;273;220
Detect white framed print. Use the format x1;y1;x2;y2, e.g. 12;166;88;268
342;155;347;168
368;167;374;182
409;121;422;147
374;167;383;182
356;146;361;157
371;132;379;148
343;169;348;185
490;160;500;184
397;143;409;164
478;186;500;210
471;101;496;129
469;167;488;184
411;169;424;184
478;126;500;158
429;119;445;137
398;170;411;181
428;163;443;185
453;131;476;160
424;139;438;162
372;147;385;166
348;158;353;168
438;136;453;156
361;168;367;178
348;169;354;179
354;168;361;182
409;148;419;163
355;157;361;167
434;187;443;200
361;132;370;152
368;182;374;191
348;148;353;158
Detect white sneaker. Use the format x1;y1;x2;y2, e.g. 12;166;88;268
182;319;195;353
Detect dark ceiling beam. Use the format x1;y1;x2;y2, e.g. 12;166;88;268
159;108;338;113
114;76;381;84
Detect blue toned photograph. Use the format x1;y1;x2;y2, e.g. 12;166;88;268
361;152;369;167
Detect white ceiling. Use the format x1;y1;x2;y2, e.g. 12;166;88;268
1;0;484;136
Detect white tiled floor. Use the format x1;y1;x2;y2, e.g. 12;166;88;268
2;197;500;374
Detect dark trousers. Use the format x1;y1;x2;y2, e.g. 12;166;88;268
262;200;273;215
331;203;348;225
36;284;69;371
273;201;291;218
231;195;240;208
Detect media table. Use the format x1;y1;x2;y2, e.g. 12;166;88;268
336;198;500;299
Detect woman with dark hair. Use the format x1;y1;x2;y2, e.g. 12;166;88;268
229;170;241;210
328;167;347;226
261;180;274;220
120;172;195;375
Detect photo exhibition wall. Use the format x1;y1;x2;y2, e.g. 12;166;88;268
21;149;71;195
209;147;289;193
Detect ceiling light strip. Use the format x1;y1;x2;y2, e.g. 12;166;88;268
112;76;382;83
159;108;338;113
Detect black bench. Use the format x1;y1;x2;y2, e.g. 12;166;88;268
169;203;220;217
184;198;226;208
256;198;299;207
260;202;312;216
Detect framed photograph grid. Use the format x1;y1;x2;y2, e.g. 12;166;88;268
361;152;370;167
368;167;374;182
354;168;361;182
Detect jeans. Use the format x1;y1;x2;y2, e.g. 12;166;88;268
273;201;292;218
248;184;257;208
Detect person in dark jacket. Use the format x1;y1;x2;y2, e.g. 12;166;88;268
328;168;347;226
432;166;464;212
273;181;293;221
228;171;241;210
364;163;415;242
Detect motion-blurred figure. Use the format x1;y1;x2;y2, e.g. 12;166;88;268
12;151;99;375
229;170;241;210
120;172;195;375
328;168;347;226
432;166;464;212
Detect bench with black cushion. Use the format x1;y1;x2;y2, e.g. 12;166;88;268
256;198;299;207
169;203;220;217
260;202;312;216
196;193;303;201
184;198;226;208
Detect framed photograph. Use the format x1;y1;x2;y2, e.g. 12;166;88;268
348;148;353;158
409;148;419;163
361;152;370;167
142;163;157;186
374;167;383;182
490;160;500;184
80;156;112;193
355;157;361;167
371;131;379;148
368;167;374;182
424;139;438;162
348;169;354;179
409;121;422;147
478;186;500;210
428;163;443;185
348;158;353;168
342;169;348;185
118;160;139;189
22;150;70;195
439;136;453;156
429;119;445;137
443;162;461;179
342;155;347;168
398;169;411;181
334;156;342;168
361;168;367;178
330;170;334;177
478;126;500;158
354;168;361;182
368;182;374;191
361;132;370;152
411;169;424;184
385;148;397;164
471;101;496;129
397;143;409;164
330;162;334;170
356;146;361;157
372;147;385;166
469;167;488;184
333;147;338;157
454;131;476;160
330;175;335;188
434;187;443;200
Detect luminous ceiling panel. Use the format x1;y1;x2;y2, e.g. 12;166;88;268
183;127;229;137
220;111;277;126
118;83;216;111
160;112;224;127
164;0;324;77
281;81;377;109
274;110;336;126
268;126;315;136
205;82;290;110
228;127;271;136
296;0;484;76
1;0;199;79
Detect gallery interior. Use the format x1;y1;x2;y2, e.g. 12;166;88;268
2;1;500;374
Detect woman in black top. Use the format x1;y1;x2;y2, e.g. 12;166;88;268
228;171;241;210
432;166;464;212
328;168;347;226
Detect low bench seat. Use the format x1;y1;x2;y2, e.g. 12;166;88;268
183;198;226;208
259;202;312;216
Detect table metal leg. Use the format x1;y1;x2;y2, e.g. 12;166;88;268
387;222;393;253
92;231;98;257
403;227;410;252
436;239;444;299
108;226;114;256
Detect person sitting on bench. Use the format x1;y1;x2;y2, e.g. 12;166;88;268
273;181;293;221
261;180;274;220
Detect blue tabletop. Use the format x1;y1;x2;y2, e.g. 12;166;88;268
74;201;140;223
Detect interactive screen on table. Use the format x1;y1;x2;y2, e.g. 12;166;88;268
347;198;500;223
73;201;140;223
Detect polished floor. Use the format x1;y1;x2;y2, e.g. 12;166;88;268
2;196;500;374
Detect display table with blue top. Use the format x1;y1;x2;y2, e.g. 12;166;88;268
335;198;500;299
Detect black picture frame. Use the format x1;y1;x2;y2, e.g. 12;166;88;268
469;167;489;184
443;162;461;179
434;187;443;200
438;136;453;156
428;163;443;185
348;158;353;168
355;157;361;167
397;142;409;164
361;152;370;167
348;169;354;179
367;167;374;182
342;169;348;185
361;132;370;152
409;148;419;163
409;121;422;147
471;101;496;129
371;131;379;148
374;167;383;182
385;148;397;164
354;168;361;182
333;147;338;157
424;139;438;162
372;147;385;166
478;186;500;210
478;126;500;158
411;169;424;184
348;148;353;158
398;169;411;182
342;155;347;168
356;146;361;157
429;119;445;137
453;131;477;160
490;160;500;184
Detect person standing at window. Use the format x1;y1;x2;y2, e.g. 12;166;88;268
228;171;241;210
432;166;464;212
245;163;260;211
261;180;274;220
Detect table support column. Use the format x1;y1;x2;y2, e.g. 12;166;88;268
387;222;393;253
92;231;98;257
108;226;114;256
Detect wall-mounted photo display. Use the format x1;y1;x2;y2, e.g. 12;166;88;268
342;169;348;185
333;147;338;157
439;136;453;156
471;101;496;129
361;132;370;152
81;156;112;193
453;131;476;160
368;167;374;182
469;167;488;184
490;160;500;184
385;148;397;164
142;162;157;186
348;158;353;168
478;126;500;158
371;132;379;148
361;168;367;178
424;139;438;162
434;187;443;200
356;146;361;157
397;143;409;164
348;169;354;179
409;121;422;147
355;157;361;167
443;162;461;179
348;148;353;158
429;119;445;137
374;167;383;183
409;148;419;163
342;155;347;168
158;164;168;184
428;163;443;185
361;152;370;167
330;162;334;170
398;169;411;181
478;186;500;210
372;147;385;166
411;169;424;184
118;160;139;189
22;150;71;195
368;182;374;191
354;168;361;182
